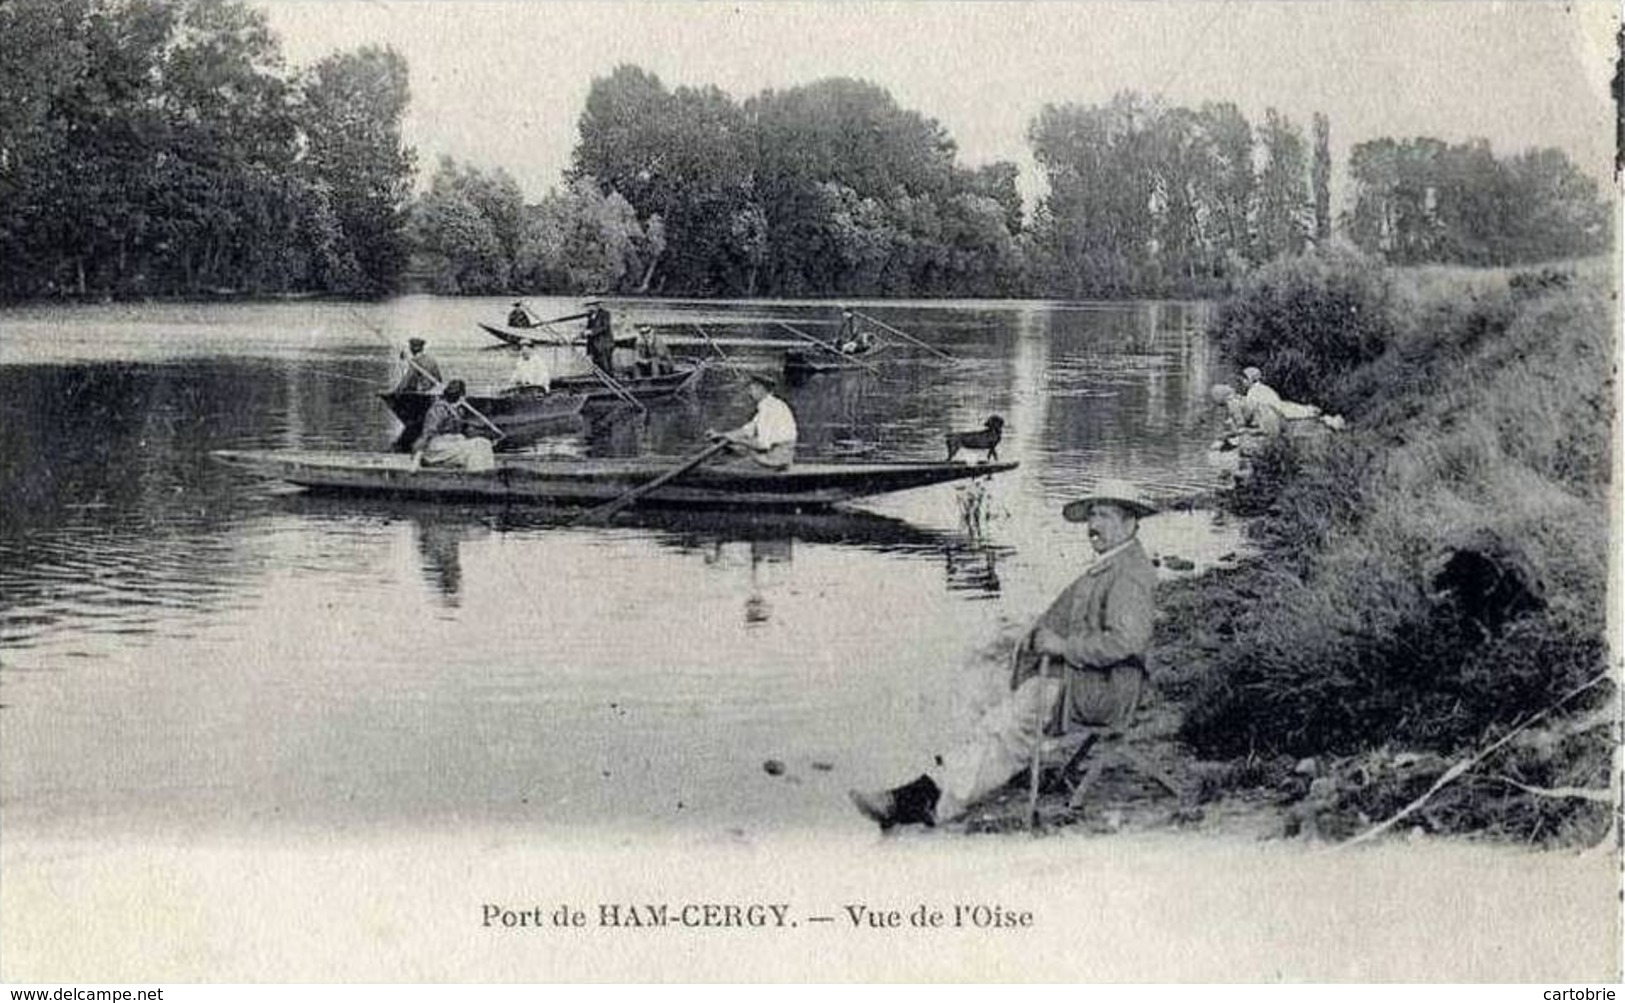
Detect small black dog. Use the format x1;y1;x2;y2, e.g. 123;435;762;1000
945;415;1005;462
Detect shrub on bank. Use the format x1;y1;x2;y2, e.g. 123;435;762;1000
1210;242;1396;409
1173;260;1615;843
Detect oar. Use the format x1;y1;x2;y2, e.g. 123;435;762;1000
775;320;885;376
854;310;957;361
587;360;648;414
572;439;731;525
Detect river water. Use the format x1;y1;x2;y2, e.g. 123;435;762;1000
0;295;1241;839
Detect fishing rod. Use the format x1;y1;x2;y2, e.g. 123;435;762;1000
774;320;885;377
347;306;507;441
854;310;957;362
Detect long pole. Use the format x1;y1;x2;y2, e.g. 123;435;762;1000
855;310;956;361
775;320;885;376
587;360;648;414
572;439;731;525
692;323;750;381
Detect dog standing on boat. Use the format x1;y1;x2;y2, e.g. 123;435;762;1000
945;416;1005;462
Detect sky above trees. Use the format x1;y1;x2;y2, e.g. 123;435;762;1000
258;0;1616;208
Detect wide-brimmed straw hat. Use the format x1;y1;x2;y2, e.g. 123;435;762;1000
1242;366;1263;382
747;370;778;391
1062;478;1158;521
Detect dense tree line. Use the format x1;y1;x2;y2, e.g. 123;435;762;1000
1344;137;1610;266
2;8;1609;305
0;0;413;299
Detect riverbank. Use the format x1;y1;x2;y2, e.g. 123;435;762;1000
971;254;1620;847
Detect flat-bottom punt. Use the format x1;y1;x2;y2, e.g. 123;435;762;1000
213;449;1018;510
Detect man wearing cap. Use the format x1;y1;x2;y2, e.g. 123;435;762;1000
849;480;1159;829
707;372;798;470
392;338;443;394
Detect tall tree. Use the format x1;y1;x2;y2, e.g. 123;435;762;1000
1254;108;1310;262
297;45;415;296
1311;112;1332;244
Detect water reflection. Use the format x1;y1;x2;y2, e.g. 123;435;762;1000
0;296;1238;835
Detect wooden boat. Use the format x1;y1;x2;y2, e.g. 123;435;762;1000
380;388;587;440
478;321;636;349
212;449;1019;511
549;362;706;404
784;347;880;380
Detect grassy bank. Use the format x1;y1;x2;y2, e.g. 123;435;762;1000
1168;252;1617;845
986;250;1617;846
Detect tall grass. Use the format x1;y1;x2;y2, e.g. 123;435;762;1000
1174;253;1615;840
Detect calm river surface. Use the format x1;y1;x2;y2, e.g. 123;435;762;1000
1;295;1240;839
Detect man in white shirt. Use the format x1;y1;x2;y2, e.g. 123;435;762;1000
708;372;797;470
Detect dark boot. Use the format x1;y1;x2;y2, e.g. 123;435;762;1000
848;775;941;830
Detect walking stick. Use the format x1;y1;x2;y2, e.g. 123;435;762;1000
1028;653;1054;832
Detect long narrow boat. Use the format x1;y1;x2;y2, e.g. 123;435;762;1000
212;449;1019;510
548;361;706;404
380;388;587;438
478;321;636;349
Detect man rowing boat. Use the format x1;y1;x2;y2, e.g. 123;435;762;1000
707;371;797;470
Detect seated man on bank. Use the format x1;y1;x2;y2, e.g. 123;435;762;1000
411;380;496;472
706;372;797;470
848;479;1159;829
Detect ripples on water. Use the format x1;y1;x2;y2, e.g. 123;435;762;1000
0;296;1241;835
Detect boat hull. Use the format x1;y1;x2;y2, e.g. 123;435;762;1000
379;389;587;438
213;449;1019;510
479;321;636;349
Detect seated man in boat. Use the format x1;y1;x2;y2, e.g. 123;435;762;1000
706;371;797;470
634;324;674;377
508;301;537;329
411;380;496;473
392;338;442;394
508;345;552;392
837;309;876;355
848;481;1159;829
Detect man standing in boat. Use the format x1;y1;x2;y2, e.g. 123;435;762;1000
707;371;798;470
848;480;1158;829
392;337;442;393
583;300;616;376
